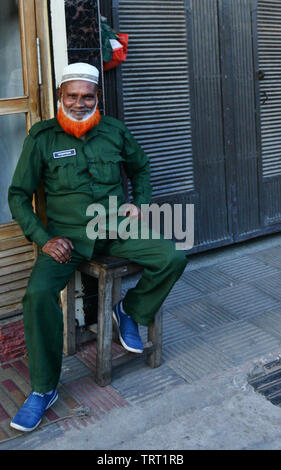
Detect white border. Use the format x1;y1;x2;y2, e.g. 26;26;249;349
50;0;68;88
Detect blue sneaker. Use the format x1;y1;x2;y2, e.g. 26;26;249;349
10;389;58;432
113;301;143;353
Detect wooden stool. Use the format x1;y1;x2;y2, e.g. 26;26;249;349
62;256;163;386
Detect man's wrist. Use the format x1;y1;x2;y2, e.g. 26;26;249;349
32;229;52;249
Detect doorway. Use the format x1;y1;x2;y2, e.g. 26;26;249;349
0;0;53;319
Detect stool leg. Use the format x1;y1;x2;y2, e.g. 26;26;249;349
112;277;122;305
112;277;122;343
95;270;113;386
146;306;163;368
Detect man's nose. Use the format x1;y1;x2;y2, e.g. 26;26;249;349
74;97;85;107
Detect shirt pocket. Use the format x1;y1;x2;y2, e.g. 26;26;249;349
45;157;77;191
89;153;124;185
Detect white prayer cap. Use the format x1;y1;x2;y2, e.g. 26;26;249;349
60;63;99;85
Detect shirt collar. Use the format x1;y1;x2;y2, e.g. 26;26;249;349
53;118;65;133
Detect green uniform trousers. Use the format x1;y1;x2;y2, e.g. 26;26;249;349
22;232;188;393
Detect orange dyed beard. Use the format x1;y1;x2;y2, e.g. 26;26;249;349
57;102;101;138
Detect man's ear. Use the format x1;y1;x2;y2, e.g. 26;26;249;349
96;87;102;100
57;86;62;101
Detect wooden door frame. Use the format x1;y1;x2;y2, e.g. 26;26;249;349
0;0;54;320
35;0;55;121
0;0;54;126
0;0;54;236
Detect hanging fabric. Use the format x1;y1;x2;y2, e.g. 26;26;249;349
101;17;128;71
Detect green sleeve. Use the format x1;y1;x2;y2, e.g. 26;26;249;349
122;126;152;207
8;134;51;248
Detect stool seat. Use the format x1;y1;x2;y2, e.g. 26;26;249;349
83;255;138;268
62;256;163;386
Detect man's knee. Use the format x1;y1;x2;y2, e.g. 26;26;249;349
160;239;188;271
174;248;188;270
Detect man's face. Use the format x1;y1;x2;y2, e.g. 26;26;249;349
59;80;98;121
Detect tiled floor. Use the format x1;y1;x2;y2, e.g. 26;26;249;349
1;242;281;446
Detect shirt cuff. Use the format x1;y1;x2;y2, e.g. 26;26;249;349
30;228;52;249
132;196;151;207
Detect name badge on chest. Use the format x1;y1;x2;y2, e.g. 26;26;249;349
53;149;76;159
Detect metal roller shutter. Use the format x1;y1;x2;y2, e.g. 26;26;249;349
257;0;281;178
117;0;194;198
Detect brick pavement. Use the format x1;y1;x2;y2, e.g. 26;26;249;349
1;239;281;448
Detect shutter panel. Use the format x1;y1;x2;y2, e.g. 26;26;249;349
117;0;194;198
258;0;281;178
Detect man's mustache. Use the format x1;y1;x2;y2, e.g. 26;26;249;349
58;100;97;122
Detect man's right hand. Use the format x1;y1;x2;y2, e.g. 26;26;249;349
42;237;74;264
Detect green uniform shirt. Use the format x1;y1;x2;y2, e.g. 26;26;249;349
8;115;152;259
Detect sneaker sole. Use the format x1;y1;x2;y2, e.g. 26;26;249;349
10;391;58;432
112;310;143;354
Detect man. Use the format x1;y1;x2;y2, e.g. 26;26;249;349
8;63;188;432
